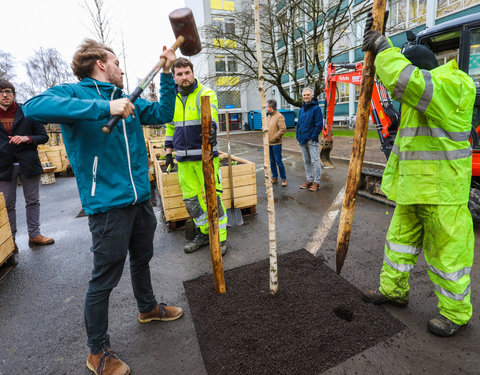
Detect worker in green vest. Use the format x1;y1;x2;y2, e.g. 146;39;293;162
165;57;227;255
361;12;476;337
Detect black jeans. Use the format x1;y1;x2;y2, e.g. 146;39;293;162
85;200;157;354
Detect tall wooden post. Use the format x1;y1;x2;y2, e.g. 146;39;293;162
254;0;278;294
336;0;387;274
201;96;226;293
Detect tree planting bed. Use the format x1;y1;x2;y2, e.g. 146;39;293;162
184;249;405;375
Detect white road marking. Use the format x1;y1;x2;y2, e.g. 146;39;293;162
305;186;345;256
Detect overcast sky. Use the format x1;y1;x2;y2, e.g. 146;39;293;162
4;0;186;95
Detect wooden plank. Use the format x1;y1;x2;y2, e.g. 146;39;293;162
0;221;12;245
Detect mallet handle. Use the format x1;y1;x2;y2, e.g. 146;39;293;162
102;35;185;134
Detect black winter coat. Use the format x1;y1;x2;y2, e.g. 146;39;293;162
0;104;48;181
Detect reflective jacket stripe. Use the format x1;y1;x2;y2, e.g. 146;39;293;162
165;135;173;141
383;254;414;272
400;127;471;142
391;144;471;161
393;65;415;99
433;283;471;301
176;146;218;157
427;264;472;282
415;70;433;113
174;120;201;127
194;212;208;226
386;240;422;255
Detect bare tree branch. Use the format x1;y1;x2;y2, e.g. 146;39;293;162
202;0;369;107
0;50;15;81
80;0;112;44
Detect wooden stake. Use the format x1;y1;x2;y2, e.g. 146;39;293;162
201;96;226;293
253;0;278;294
336;0;387;275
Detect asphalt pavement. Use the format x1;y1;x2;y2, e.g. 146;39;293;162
0;133;479;374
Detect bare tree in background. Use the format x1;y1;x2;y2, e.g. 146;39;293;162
24;48;74;95
81;0;111;44
202;0;369;107
0;50;15;81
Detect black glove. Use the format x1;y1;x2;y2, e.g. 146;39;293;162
208;127;217;147
165;153;174;170
362;11;390;55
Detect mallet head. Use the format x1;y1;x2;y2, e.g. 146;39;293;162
169;8;202;56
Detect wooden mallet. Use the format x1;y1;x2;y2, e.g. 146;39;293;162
102;7;202;134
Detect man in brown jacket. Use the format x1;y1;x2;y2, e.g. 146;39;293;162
267;99;287;186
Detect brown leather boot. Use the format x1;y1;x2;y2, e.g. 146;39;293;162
138;303;184;323
299;181;312;189
28;235;54;247
309;183;320;191
86;349;130;375
281;179;287;186
271;177;278;184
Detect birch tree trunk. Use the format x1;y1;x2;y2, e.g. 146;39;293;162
253;0;278;294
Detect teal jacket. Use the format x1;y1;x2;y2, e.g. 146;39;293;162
23;73;175;215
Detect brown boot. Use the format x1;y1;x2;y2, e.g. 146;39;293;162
309;183;320;191
28;235;54;247
271;177;278;184
281;180;287;187
86;349;130;375
138;303;184;323
299;181;312;189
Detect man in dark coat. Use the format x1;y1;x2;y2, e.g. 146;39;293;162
0;79;53;250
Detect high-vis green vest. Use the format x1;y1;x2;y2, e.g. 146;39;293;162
375;48;476;205
165;80;218;162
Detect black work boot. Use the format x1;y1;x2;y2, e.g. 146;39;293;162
428;314;464;337
361;289;408;307
184;230;209;253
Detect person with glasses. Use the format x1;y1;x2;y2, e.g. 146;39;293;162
0;79;54;251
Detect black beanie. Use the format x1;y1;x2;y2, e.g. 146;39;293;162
403;45;439;71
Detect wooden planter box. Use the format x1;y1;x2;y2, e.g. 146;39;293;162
147;137;166;162
38;144;70;173
0;192;16;281
156;154;257;224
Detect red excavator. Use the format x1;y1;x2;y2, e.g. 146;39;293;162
320;12;480;221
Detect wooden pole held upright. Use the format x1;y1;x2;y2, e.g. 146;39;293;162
201;96;226;293
335;0;387;275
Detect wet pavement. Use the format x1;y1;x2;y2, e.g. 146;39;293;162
0;133;479;374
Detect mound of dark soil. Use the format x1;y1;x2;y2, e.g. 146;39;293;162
184;249;405;375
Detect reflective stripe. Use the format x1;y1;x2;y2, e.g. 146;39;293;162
393;65;415;99
176;149;202;156
384;254;414;272
165;135;173;141
219;213;227;222
211;103;218;112
392;144;399;155
427;264;472;282
400;127;471;142
219;221;227;230
415;70;433;113
398;148;472;161
433;283;471;301
194;212;208;226
196;88;207;117
386;240;422;256
174;120;200;127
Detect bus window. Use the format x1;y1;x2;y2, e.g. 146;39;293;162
468;28;480;89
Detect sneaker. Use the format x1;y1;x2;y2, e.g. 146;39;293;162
272;177;278;184
28;235;54;247
309;182;320;191
361;289;408;307
281;180;287;187
184;230;209;253
300;181;313;189
138;303;184;323
86;349;130;375
428;314;464;337
221;241;227;256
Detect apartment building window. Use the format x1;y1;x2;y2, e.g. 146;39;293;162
210;0;235;11
212;16;235;34
215;55;238;74
217;90;241;109
437;0;480;17
294;45;305;69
